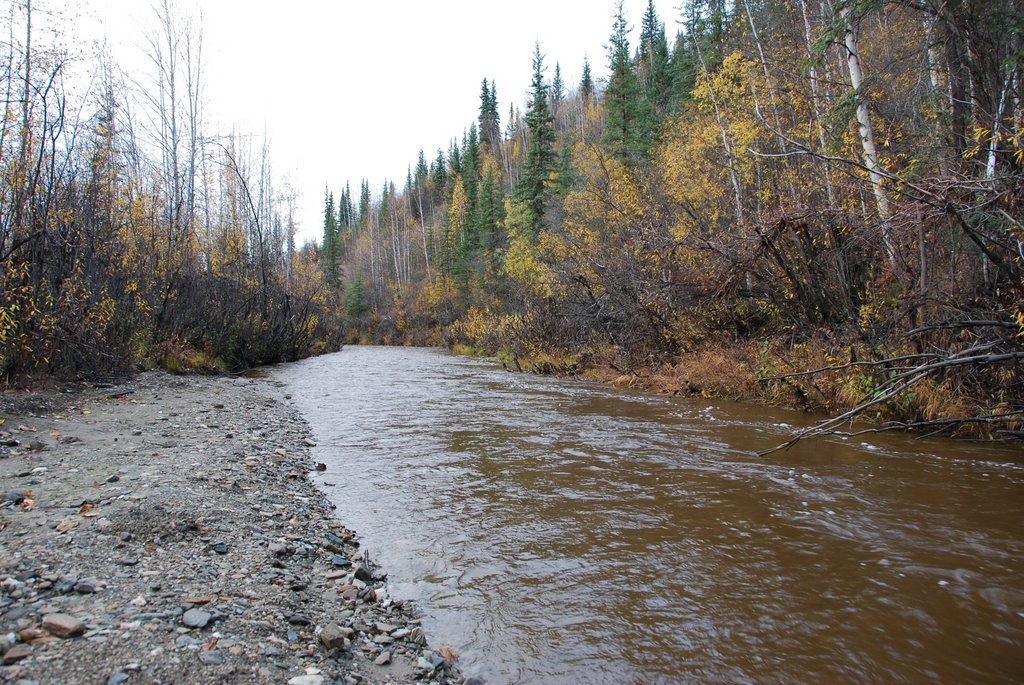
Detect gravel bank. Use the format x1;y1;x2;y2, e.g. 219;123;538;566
0;373;463;685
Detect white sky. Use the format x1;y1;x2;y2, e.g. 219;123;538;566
56;0;680;243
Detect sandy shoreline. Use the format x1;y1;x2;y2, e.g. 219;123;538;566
0;372;463;685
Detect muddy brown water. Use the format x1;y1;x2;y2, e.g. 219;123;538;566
270;346;1024;684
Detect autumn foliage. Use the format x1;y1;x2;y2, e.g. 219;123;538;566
325;0;1022;437
0;3;340;380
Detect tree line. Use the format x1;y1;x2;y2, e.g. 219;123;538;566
323;0;1023;439
0;0;340;380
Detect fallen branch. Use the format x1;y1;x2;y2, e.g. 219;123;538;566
758;348;1024;456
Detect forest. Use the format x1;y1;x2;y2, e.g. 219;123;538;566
322;0;1023;440
2;0;1022;439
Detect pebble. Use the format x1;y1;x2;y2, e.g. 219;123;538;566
319;623;352;650
197;650;223;665
181;608;211;629
287;676;324;685
106;673;129;685
374;650;392;665
3;643;33;664
41;613;85;638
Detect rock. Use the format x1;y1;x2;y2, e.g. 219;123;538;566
3;643;32;664
181;608;211;629
174;635;202;648
211;542;228;555
374;651;392;666
408;626;427;646
286;676;324;685
318;623;351;650
0;491;26;506
55;577;77;594
106;673;129;685
287;614;311;626
331;555;352;568
315;462;327;472
353;564;373;582
198;650;223;665
74;579;98;593
42;613;85;638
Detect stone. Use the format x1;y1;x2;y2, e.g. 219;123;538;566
408;626;427;646
353;564;373;582
286;677;324;685
42;613;85;638
181;608;211;629
287;614;311;626
374;650;392;666
74;579;98;594
211;542;228;555
198;650;223;665
106;673;129;685
3;643;32;664
55;577;77;594
331;555;352;568
319;624;352;650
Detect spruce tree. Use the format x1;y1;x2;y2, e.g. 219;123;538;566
638;0;671;114
358;180;371;231
516;42;557;229
551;62;565;113
580;56;595;107
479;78;501;153
321;189;339;285
602;0;656;163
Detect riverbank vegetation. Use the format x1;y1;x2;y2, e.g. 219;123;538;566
323;0;1023;439
0;1;341;381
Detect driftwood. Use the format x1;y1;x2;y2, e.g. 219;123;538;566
758;328;1024;455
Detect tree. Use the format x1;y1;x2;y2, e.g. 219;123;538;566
580;56;595;106
321;189;340;285
479;78;501;155
516;42;557;228
637;0;671;113
602;0;656;163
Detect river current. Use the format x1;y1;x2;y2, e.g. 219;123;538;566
271;346;1024;684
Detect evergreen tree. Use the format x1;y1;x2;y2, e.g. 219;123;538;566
344;273;369;320
321;189;340;285
358;180;371;230
431;149;447;201
448;139;462;178
479;78;501;153
580;56;595;106
602;0;656;163
516;42;557;229
551;62;565;113
638;0;671;113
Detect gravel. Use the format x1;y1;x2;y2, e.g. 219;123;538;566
0;372;463;684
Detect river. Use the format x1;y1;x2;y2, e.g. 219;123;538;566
270;346;1024;684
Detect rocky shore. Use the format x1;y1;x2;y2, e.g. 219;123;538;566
0;373;463;685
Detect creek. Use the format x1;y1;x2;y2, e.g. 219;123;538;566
271;346;1024;684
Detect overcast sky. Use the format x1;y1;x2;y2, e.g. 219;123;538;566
62;0;680;243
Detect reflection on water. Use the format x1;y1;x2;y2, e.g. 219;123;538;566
272;346;1024;684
